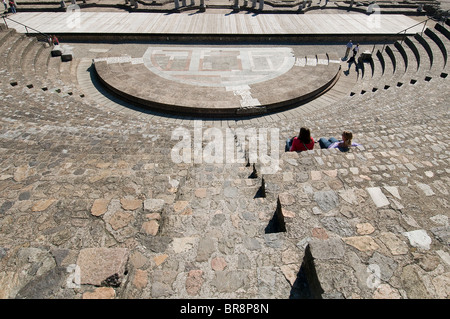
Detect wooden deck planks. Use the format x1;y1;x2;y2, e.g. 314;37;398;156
7;12;425;36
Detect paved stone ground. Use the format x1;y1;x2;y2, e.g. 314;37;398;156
0;7;449;302
92;45;342;115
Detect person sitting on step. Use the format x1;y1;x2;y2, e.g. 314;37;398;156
286;127;315;152
318;130;360;152
52;35;60;46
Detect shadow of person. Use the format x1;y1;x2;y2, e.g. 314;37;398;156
345;56;357;75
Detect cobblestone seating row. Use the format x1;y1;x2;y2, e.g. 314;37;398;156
165;67;450;298
0;115;279;298
0;26;86;102
0;82;448;299
249;75;449;298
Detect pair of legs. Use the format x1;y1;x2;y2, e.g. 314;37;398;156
345;47;351;58
285;138;293;152
319;137;338;149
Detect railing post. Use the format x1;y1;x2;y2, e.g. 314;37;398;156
381;38;386;54
421;19;428;37
400;30;406;45
3;15;51;43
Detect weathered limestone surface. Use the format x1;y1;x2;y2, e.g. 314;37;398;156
0;13;449;299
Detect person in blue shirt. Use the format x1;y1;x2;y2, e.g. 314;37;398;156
319;131;360;152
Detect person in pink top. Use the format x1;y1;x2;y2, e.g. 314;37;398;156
286;127;315;152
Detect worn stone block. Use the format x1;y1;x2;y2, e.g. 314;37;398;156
51;45;62;56
77;248;129;286
61;53;73;62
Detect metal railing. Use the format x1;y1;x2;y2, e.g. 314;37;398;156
375;9;450;53
1;14;51;42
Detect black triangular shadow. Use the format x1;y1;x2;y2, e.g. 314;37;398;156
254;177;266;199
289;245;324;299
264;197;286;234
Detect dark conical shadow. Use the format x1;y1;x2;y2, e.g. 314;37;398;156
253;177;266;199
264;196;286;234
289;245;324;299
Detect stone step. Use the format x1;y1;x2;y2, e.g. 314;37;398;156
425;26;449;71
415;32;445;74
409;34;432;73
401;37;420;74
33;43;52;84
6;79;446;154
303;71;447;126
21;39;45;81
8;36;37;84
0;33;26;84
0;28;15;48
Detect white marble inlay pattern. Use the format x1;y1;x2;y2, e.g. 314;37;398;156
226;85;261;107
141;46;295;88
94;56;144;65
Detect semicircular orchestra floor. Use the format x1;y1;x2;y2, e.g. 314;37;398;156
93;45;342;117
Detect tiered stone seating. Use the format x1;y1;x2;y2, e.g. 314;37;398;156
349;22;449;96
0;20;448;299
0;26;86;102
258;73;449;298
232;23;449;298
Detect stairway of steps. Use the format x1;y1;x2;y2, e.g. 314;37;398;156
280;62;448;128
0;33;26;85
6;36;35;84
398;38;419;75
0;28;86;102
416;32;445;75
259;147;448;298
3;35;31;84
248;75;449;298
384;43;408;86
20;37;46;85
408;34;432;74
360;48;384;93
424;28;448;68
33;43;52;86
347;23;449;97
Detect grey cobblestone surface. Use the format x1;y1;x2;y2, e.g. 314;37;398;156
0;13;449;300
